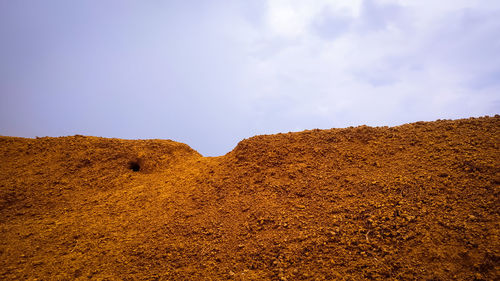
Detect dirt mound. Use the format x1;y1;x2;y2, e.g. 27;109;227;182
1;116;499;280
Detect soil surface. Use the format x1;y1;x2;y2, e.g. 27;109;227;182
1;116;499;280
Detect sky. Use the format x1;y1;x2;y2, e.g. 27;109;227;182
0;0;499;156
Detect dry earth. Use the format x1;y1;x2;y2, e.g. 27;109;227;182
0;116;499;280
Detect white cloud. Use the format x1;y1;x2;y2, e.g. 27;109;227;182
240;0;500;126
265;0;362;38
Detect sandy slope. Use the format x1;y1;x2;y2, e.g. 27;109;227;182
0;116;499;280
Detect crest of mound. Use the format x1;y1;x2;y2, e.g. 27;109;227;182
0;135;202;190
226;116;500;168
227;125;386;164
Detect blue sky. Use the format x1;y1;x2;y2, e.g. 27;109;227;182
1;0;499;156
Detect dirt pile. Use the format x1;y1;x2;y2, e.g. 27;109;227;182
1;116;499;280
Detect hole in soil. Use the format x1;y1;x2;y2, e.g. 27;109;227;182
128;161;141;172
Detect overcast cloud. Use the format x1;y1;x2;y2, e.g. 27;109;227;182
0;0;499;155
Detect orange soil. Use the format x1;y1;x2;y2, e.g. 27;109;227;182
0;116;499;280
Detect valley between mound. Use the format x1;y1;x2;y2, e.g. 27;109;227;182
0;116;499;280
